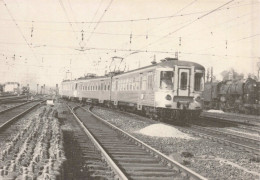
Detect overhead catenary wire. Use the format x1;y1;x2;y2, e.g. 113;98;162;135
58;0;80;44
0;35;259;60
1;0;38;61
138;0;235;51
0;1;256;25
0;0;259;78
120;0;238;61
86;0;114;43
157;11;259;47
86;0;104;32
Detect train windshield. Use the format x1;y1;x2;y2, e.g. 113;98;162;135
160;71;174;90
194;73;203;91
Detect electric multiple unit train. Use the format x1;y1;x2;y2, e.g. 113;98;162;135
61;58;205;121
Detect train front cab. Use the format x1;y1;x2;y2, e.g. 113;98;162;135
155;64;204;122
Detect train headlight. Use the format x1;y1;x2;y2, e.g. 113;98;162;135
165;94;172;101
194;95;201;102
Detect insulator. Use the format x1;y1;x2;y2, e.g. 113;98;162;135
226;40;228;49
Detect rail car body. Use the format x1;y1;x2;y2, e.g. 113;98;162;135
202;78;260;115
61;58;205;121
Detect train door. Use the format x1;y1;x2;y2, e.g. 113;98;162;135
73;83;78;97
178;69;190;96
137;73;143;110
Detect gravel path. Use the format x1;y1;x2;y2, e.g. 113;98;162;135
92;107;260;180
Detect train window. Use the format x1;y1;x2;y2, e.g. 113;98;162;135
142;76;147;90
140;77;143;90
180;72;187;90
160;71;173;90
116;81;118;91
75;83;78;90
194;73;203;91
148;75;154;90
108;84;110;90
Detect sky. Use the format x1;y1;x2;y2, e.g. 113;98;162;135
0;0;259;89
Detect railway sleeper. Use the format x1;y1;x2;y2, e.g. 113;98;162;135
114;157;159;163
125;170;178;177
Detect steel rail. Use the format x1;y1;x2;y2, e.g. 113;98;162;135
192;125;260;146
200;112;260;126
87;107;207;180
0;95;27;101
0;101;43;130
0;101;31;114
92;106;260;157
180;128;260;156
67;105;128;180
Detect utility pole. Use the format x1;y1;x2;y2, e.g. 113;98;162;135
210;67;213;103
257;61;260;80
206;68;210;82
56;84;59;96
37;84;39;94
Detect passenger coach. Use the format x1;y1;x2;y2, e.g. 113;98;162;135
61;57;205;121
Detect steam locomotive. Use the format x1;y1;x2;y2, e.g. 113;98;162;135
202;78;260;115
61;58;205;121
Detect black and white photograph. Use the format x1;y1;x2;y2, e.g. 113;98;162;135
0;0;259;179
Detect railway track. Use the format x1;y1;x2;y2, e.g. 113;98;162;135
89;106;260;158
0;95;28;104
179;125;260;156
200;111;260;127
68;104;206;180
63;104;116;179
0;101;43;131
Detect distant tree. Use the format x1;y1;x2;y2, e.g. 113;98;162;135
221;68;244;81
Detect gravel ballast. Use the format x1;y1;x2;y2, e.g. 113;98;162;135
92;107;260;180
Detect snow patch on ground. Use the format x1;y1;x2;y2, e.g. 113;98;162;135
137;123;194;139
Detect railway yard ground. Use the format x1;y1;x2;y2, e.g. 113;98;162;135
0;100;259;180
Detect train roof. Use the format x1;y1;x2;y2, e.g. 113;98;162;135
62;58;205;83
113;58;205;77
